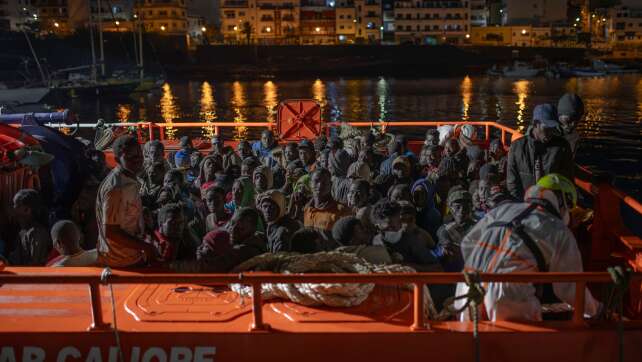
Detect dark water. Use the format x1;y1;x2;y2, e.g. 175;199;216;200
57;75;642;199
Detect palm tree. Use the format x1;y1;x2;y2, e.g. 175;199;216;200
241;21;252;45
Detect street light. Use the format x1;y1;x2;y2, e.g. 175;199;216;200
160;25;166;31
576;17;580;22
602;18;606;22
201;26;206;32
233;25;238;31
54;22;59;28
521;29;526;35
465;33;470;39
380;26;384;30
133;14;138;19
266;27;271;32
115;21;120;25
315;27;321;32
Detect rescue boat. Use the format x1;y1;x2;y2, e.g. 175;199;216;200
1;100;642;362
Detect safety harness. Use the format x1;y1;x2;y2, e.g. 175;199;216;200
486;202;560;304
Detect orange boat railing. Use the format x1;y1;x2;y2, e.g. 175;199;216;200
1;270;640;332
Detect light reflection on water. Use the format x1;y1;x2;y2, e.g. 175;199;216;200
66;75;642;197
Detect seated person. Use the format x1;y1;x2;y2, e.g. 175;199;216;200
388;183;412;204
196;229;232;261
253;165;274;195
304;168;351;249
411;178;442;241
203;186;232;232
333;216;391;264
371;199;441;271
47;220;97;267
148;203;187;262
173;208;266;272
347;179;376;235
258;190;301;253
391;155;414;185
9;189;51;266
435;187;476;272
419;145;442;182
290;228;321;254
140;161;167;209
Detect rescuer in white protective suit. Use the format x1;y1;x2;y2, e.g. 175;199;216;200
455;174;601;321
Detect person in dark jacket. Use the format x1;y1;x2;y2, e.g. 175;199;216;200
371;199;441;271
557;93;584;156
507;104;574;199
258;190;300;253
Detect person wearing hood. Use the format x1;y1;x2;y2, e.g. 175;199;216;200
434;187;476;272
507;104;574;200
411;178;442;241
557;93;584;156
253;165;273;196
258;190;301;253
289;173;312;222
225;177;255;215
455;175;600;321
195;155;222;191
391;155;413;185
371;199;441;271
329;148;354;204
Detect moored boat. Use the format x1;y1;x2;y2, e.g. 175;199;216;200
1;101;642;362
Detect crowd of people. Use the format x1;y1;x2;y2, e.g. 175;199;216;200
0;92;601;321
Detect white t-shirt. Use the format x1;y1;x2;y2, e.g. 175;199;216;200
96;165;144;267
50;249;98;267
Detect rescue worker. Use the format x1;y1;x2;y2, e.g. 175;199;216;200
455;174;600;321
507;104;574;199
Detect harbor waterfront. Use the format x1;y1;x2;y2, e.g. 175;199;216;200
56;74;642;199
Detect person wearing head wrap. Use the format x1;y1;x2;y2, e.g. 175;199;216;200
225;177;255;215
391;155;413;185
252;165;273;194
557;93;584;156
434;187;475;272
257;190;301;253
411;178;442;241
454;178;600;322
287;173;311;220
195;155;222;191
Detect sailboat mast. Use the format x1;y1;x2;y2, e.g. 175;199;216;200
89;14;97;82
22;29;47;85
138;19;144;79
97;0;106;76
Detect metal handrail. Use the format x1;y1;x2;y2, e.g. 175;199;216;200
1;269;640;331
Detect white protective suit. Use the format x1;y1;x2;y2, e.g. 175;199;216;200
454;197;600;321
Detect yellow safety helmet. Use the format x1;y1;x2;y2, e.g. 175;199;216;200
536;173;577;208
